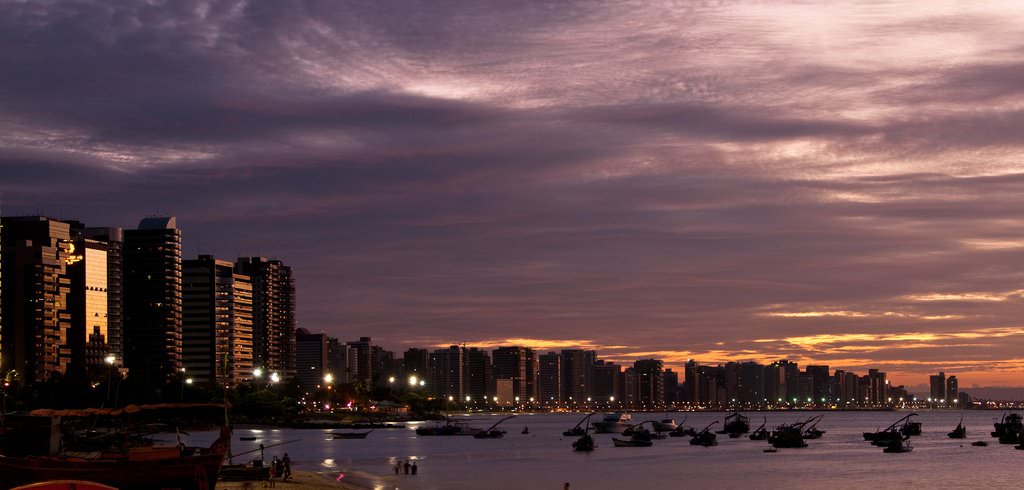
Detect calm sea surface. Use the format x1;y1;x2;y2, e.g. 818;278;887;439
182;411;1021;489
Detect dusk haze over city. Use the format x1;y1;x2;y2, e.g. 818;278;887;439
3;1;1024;489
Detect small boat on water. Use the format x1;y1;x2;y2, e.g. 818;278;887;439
882;437;913;453
415;417;479;436
332;430;373;439
563;412;595;437
864;413;919;445
613;428;654;448
239;436;259;441
573;432;596;452
716;412;750;435
652;417;678;432
948;417;966;439
802;415;825;439
971;441;988;447
522;426;529;435
668;416;695;438
992;412;1023;440
473;415;516;439
768;419;810;449
749;418;769;441
690;421;719;447
593;413;632;434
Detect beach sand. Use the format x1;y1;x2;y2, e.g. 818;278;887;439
218;468;411;490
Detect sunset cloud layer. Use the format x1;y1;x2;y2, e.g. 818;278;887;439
3;0;1024;386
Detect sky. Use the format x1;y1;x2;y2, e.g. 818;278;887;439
2;0;1024;387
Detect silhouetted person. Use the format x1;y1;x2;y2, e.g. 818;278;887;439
412;461;418;475
395;460;402;474
404;460;411;474
282;453;291;481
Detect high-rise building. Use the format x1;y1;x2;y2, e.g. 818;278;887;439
295;328;328;392
684;360;699;402
538;352;561;403
764;362;787;403
80;227;123;368
66;237;110;375
805;365;830;403
738;361;765;404
182;255;254;386
930;372;947;402
0;217;75;382
403;348;429;380
124;217;183;382
724;362;739;402
345;337;375;386
946;375;958;405
463;347;490;401
633;359;664;405
561;349;594;401
664;369;680;403
867;369;887;404
430;346;464;401
492;346;535;400
698;365;725;404
235;257;295;380
592;360;621;403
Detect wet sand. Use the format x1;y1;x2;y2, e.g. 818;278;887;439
218;469;412;490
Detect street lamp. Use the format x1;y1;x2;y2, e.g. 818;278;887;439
253;368;263;379
324;373;334;385
104;355;116;405
270;372;280;384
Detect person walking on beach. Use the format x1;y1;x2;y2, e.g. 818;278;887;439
282;453;292;481
266;459;277;488
404;460;411;474
412;461;418;475
395;460;402;474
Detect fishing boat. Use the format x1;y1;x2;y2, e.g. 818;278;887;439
415;417;479;436
239;436;259;441
882;437;913;453
971;440;988;447
572;432;596;452
716;412;750;435
667;416;695;437
521;426;529;435
992;412;1023;438
652;417;678;432
473;415;516;439
563;413;594;437
690;421;718;447
864;413;918;445
768;419;810;449
0;403;230;490
592;413;632;434
802;415;825;439
331;430;373;439
749;418;769;441
612;428;654;447
947;417;966;439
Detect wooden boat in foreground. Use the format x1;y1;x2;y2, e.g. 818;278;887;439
331;430;373;439
0;403;230;490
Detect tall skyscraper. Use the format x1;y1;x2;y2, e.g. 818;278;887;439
345;337;374;386
295;328;328;392
429;346;464;401
80;227;123;367
561;349;595;401
738;361;765;404
684;360;699;402
592;360;621;403
403;348;429;380
0;217;75;382
633;359;665;405
463;347;490;401
492;346;534;400
868;369;887;404
930;372;947;401
805;365;830;403
946;375;958;405
66;237;110;375
663;369;680;403
235;257;295;380
764;362;787;403
182;255;254;386
538;352;561;403
124;217;183;382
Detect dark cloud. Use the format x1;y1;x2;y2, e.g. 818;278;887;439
3;0;1024;385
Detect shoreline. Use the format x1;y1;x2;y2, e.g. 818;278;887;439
218;468;408;490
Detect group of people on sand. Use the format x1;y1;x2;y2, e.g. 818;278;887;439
393;459;418;476
264;452;291;487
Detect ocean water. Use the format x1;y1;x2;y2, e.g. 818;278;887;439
188;411;1023;489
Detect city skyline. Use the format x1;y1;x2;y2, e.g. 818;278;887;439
3;2;1024;387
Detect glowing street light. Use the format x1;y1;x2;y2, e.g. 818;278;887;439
270;372;281;384
104;355;116;366
388;376;395;384
324;373;334;385
253;368;263;379
408;375;418;386
185;378;194;385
